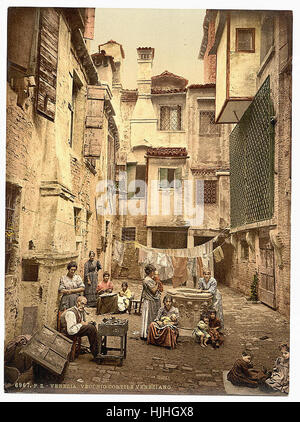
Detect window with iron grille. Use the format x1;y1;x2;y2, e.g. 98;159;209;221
236;28;255;52
196;180;217;204
5;182;21;274
160;105;182;131
199;111;220;135
122;227;136;241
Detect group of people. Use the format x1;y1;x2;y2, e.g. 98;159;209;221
59;251;132;316
140;265;225;351
57;252;132;361
227;343;289;394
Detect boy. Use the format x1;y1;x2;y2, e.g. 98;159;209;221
227;350;267;388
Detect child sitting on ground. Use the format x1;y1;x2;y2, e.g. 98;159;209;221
227;349;268;388
193;314;211;348
261;343;289;394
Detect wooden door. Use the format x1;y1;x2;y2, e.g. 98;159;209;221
259;242;276;309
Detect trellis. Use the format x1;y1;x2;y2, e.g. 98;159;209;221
230;76;275;227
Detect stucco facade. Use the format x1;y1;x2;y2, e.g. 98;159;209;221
5;8;119;342
200;10;292;317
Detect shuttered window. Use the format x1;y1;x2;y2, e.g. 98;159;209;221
36;8;59;120
84;85;105;158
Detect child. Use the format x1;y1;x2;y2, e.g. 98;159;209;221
117;281;132;313
263;343;289;394
208;309;224;348
153;270;164;293
227;350;267;388
193;314;211;348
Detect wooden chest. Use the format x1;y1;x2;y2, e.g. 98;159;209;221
21;325;73;376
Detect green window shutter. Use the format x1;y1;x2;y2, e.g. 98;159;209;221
159;168;168;189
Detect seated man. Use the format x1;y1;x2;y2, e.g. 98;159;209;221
60;296;99;360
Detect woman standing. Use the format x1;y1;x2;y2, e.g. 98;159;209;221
84;251;102;307
198;270;224;328
140;264;161;340
58;261;85;330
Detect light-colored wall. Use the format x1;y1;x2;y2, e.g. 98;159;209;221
5;11;103;341
229;12;261;98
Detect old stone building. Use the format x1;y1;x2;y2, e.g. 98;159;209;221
199;10;292;317
107;46;230;279
5;7;119;342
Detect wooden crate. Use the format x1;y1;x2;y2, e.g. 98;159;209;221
21;325;73;376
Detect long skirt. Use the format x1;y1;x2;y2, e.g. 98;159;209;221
147;323;179;349
141;299;161;339
96;295;118;315
212;289;224;328
84;272;98;307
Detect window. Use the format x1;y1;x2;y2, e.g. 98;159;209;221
199;111;220;135
160;105;182;131
236;28;255;52
122;227;136;242
22;259;39;282
74;207;81;236
196;180;217;204
159;168;182;189
68;74;81;147
135;165;146;198
241;240;249;260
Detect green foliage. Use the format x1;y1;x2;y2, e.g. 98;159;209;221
250;272;259;301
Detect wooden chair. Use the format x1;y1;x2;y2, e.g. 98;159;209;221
128;289;144;315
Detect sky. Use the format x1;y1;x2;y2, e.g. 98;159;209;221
90;8;205;89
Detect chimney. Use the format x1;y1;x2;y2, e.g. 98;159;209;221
130;47;157;147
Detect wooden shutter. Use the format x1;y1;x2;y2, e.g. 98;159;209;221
36;8;59;120
84;85;105;158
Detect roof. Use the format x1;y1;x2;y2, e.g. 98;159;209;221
152;70;188;85
187;83;215;89
98;40;125;58
151;88;187;94
146;147;188;158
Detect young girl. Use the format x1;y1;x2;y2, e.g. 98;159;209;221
263;343;289;394
193;314;211;348
117;281;132;313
